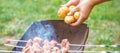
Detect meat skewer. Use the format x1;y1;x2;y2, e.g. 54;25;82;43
7;39;120;47
50;40;58;48
0;50;22;53
43;40;52;53
50;40;60;53
0;50;120;53
4;37;120;53
22;39;33;53
69;50;120;53
22;37;44;53
61;39;69;53
4;44;24;48
3;44;120;53
52;47;60;53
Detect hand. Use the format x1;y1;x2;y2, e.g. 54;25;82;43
64;0;81;7
64;0;110;26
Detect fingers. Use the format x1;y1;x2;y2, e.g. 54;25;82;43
70;16;87;26
70;0;94;26
61;0;95;26
67;6;80;16
64;0;80;7
67;6;82;26
64;1;72;7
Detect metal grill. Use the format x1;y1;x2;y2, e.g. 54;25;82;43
0;20;119;53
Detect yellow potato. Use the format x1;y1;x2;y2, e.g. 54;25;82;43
64;16;75;24
74;12;80;20
69;5;75;11
58;6;69;18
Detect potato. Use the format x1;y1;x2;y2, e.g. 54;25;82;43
74;12;80;20
58;6;69;18
64;16;75;24
69;5;75;11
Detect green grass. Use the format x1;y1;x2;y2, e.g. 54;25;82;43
0;0;65;36
0;0;120;51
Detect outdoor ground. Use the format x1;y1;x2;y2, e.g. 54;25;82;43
0;0;120;52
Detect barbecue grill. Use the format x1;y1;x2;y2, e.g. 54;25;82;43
11;20;89;53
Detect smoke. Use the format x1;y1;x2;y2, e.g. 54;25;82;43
40;21;57;41
23;21;57;41
12;21;58;51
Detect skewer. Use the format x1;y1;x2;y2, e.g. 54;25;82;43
4;44;24;48
0;50;119;53
4;43;120;53
69;50;120;53
7;39;28;42
0;50;22;53
7;39;120;47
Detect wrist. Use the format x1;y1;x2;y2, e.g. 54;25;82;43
91;0;110;5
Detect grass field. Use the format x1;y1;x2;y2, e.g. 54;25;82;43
0;0;120;51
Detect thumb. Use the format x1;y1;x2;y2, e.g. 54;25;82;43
70;16;86;26
67;7;80;16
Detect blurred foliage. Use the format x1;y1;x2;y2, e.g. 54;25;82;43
0;0;120;51
0;39;4;46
